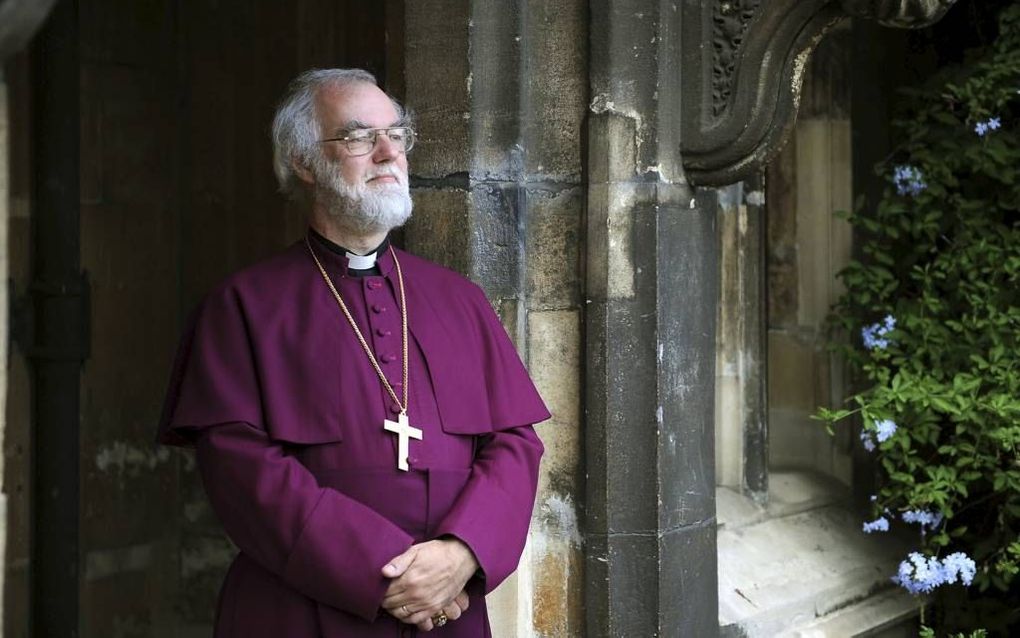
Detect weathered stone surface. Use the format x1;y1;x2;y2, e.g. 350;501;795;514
678;1;955;185
465;2;522;180
715;181;768;500
529;310;581;497
525;187;582;311
403;186;471;276
656;204;718;531
585;79;719;633
521;0;587;181
403;1;470;178
660;521;719;636
717;471;913;636
468;182;521;300
587;112;637;184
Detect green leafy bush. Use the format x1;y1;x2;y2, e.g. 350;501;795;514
814;3;1020;633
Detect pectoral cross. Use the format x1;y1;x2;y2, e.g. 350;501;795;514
384;413;423;471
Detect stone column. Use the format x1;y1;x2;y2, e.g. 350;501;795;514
584;2;719;636
401;1;587;635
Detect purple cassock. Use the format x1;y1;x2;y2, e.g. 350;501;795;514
158;234;551;637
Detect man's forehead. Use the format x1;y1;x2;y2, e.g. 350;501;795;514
316;83;399;130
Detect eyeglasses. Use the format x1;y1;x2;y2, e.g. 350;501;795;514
319;127;416;156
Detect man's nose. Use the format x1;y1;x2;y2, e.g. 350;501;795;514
372;133;401;162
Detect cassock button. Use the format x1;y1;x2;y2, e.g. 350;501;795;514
367;280;382;290
372;304;386;314
376;328;391;337
381;353;397;363
389;403;401;414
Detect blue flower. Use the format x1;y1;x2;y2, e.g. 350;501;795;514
895;552;945;594
902;509;944;531
975;116;1003;137
893;551;977;594
875;419;898;443
863;517;890;533
862;315;896;350
860;429;876;452
941;552;977;586
892;165;926;196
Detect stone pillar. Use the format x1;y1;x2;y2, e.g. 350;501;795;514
584;2;719;636
401;1;587;635
715;178;768;503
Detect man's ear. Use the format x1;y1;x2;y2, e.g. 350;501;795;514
292;157;315;185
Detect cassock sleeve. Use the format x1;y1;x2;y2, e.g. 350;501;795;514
159;286;414;620
195;422;414;621
432;426;544;593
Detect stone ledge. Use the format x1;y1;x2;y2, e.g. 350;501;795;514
718;471;916;637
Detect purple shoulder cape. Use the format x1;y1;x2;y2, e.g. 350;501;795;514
158;241;551;445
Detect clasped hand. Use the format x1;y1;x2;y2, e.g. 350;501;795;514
381;538;479;632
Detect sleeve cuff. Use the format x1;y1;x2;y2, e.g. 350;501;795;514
282;490;414;620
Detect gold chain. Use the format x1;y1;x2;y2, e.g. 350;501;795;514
305;236;409;415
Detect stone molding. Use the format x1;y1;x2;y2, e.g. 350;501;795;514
681;0;957;186
0;0;57;62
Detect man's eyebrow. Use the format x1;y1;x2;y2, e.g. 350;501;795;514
335;119;372;135
337;118;409;134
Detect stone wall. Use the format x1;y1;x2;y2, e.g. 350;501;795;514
402;2;587;634
766;26;854;483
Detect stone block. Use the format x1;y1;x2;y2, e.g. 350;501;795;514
594;532;660;637
657;206;718;529
767;331;820;412
404;186;471;275
528;310;581;496
525;186;582;311
404;0;471;178
587;113;637;184
660;522;719;638
586;182;658;301
465;3;521;180
467;181;521;299
530;496;585;637
522;0;587;181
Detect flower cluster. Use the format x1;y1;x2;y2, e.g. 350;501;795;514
862;315;896;350
902;509;944;531
974;116;1002;136
893;165;926;196
875;419;898;441
894;551;977;595
862;516;890;533
861;418;898;452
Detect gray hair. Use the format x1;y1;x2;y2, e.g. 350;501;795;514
270;68;409;198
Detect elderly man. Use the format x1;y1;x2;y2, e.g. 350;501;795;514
158;68;549;636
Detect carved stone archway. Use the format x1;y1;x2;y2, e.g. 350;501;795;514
680;0;956;185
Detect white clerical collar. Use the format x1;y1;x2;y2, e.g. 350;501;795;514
345;250;378;270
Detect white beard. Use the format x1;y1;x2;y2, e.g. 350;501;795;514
311;157;413;235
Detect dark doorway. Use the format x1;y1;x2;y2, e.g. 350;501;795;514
6;2;401;635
